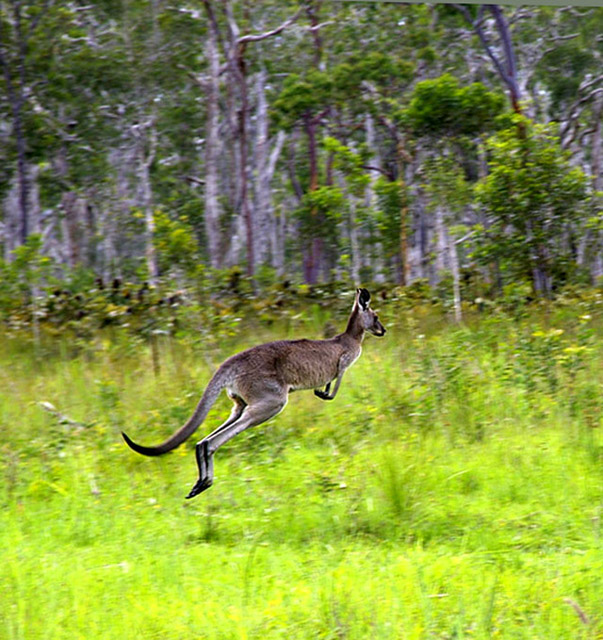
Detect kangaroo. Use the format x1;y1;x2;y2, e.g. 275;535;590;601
122;288;386;499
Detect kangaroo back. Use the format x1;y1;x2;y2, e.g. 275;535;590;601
122;370;226;456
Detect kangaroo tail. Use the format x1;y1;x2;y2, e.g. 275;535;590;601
122;369;227;457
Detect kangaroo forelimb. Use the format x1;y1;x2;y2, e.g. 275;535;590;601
314;371;344;401
314;381;332;400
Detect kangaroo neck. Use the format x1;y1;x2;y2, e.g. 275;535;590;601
344;309;365;342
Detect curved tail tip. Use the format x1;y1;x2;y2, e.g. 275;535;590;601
121;430;165;457
122;431;135;448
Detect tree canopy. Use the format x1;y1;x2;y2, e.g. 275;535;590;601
0;1;601;308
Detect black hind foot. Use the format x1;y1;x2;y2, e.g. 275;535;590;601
185;476;213;500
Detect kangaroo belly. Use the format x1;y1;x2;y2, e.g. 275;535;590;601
223;338;350;395
283;360;339;391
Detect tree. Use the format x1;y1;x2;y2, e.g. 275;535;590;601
475;116;589;296
274;69;334;283
405;74;505;139
0;1;58;246
454;4;523;114
404;73;504;294
0;0;600;293
423;156;473;322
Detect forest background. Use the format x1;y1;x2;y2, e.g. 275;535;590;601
0;0;602;324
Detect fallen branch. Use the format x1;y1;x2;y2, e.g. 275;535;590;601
38;401;86;429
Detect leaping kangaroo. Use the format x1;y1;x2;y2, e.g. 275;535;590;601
122;288;386;499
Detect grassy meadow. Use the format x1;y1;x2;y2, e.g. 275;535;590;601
1;295;603;639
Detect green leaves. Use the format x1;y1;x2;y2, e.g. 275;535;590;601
295;185;345;239
273;71;334;130
405;73;505;138
423;156;472;213
474;117;589;294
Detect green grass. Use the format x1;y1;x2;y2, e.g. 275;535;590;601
1;306;603;639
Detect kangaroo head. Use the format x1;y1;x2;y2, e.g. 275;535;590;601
355;288;386;337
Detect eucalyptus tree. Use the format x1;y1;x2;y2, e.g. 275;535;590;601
532;7;603;277
273;1;431;283
475;117;589;296
0;0;69;252
404;73;504;293
328;51;415;283
274;68;334;282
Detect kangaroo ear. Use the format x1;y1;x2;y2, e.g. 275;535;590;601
357;288;371;310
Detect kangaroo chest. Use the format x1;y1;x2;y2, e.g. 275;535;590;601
284;344;361;391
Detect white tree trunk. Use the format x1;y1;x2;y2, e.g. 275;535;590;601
254;69;272;269
364;114;382;281
588;92;603;279
435;205;462;321
137;131;159;284
203;20;223;270
450;235;462;323
434;205;449;276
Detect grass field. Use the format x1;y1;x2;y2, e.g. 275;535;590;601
1;300;603;639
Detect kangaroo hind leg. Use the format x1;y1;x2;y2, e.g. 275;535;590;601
187;395;246;500
186;393;287;500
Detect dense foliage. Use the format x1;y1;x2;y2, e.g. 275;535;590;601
0;2;602;314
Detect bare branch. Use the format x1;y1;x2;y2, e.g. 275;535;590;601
561;85;603;147
453;4;512;88
508;7;535;26
38;401;86;429
237;8;302;45
268;130;287;179
361;164;391;178
563;598;591;626
184;175;205;187
178;64;207;90
202;0;227;58
578;74;603;95
306;20;335;33
579;127;598;145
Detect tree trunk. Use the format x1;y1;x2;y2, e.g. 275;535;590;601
435;205;462;321
0;4;29;245
304;116;322;284
587;92;603;279
364;114;380;280
202;6;223;270
455;4;522;115
434;205;449;277
136;124;159;284
525;219;551;297
254;69;270;269
254;71;287;273
488;5;521;114
449;235;462;323
395;141;410;286
234;52;254;277
336;172;360;283
268;132;286;276
349;195;361;285
61;192;82;268
3;172;21;261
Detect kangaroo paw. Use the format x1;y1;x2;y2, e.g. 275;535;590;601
185;476;213;500
314;389;333;400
